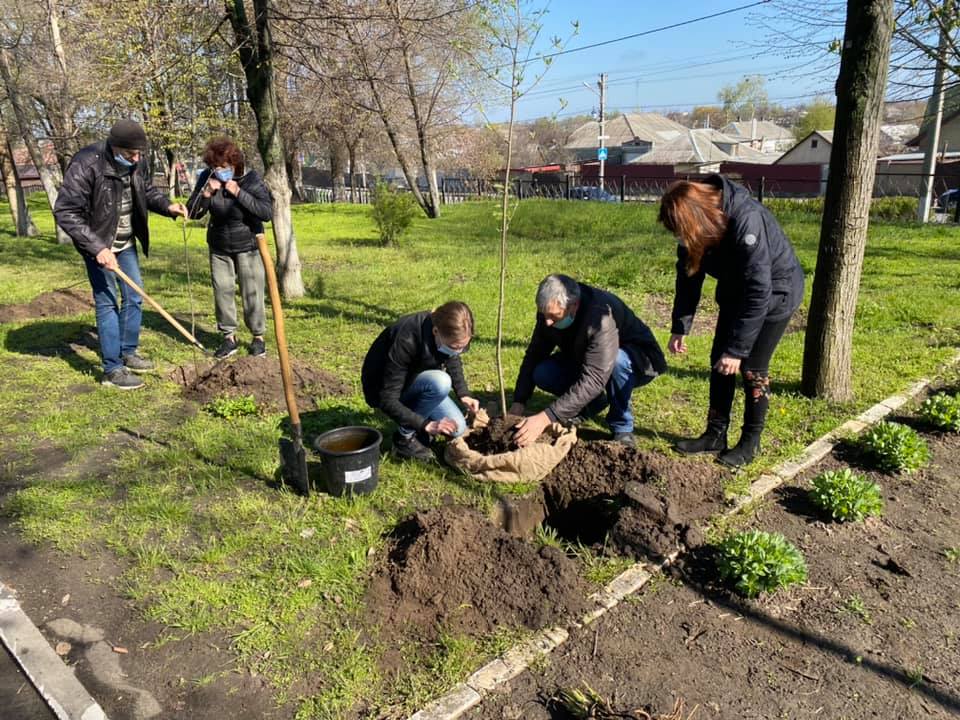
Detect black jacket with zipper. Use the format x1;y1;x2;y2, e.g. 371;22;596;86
361;311;470;431
671;174;805;359
513;283;666;423
186;168;273;254
54;141;174;258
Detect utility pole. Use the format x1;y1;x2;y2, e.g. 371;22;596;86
918;0;952;222
598;72;607;189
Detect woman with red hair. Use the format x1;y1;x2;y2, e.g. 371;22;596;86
659;175;804;467
187;137;273;359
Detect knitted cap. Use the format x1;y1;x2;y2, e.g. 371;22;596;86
107;119;148;150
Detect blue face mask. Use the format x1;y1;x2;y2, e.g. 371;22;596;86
437;342;462;356
214;167;234;182
114;154;135;168
553;313;575;330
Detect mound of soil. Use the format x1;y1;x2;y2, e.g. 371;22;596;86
464;414;524;454
542;442;724;560
169;356;351;412
365;505;591;642
0;288;92;324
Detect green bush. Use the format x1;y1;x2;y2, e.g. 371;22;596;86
919;392;960;432
716;530;808;598
859;421;929;473
764;196;918;223
205;394;258;419
371;181;418;246
809;469;884;522
869;196;919;223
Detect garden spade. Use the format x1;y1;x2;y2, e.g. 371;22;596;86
255;232;310;496
112;266;207;353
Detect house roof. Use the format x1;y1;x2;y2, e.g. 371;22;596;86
565;112;688;149
909;107;960;147
877;150;960;162
775;130;834;164
721;120;794;141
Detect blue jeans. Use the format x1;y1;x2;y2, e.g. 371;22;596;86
83;246;143;374
398;370;467;438
532;350;652;434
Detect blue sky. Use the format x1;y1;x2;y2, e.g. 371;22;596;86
499;0;843;122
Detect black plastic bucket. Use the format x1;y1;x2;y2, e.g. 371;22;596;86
312;426;382;497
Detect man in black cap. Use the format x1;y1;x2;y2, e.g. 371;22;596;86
55;119;187;389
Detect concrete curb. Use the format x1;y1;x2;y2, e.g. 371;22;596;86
0;582;108;720
405;359;957;720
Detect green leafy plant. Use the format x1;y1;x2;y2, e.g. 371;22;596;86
371;180;417;246
919;392;960;432
859;421;929;473
944;547;960;565
204;394;258;419
809;468;884;522
840;594;872;624
716;530;808;598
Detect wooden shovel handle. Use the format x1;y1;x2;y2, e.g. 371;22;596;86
256;233;301;428
112;266;206;352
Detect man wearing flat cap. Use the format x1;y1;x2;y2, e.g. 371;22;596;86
55;119;187;389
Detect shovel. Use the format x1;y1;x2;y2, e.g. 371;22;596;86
255;232;310;496
112;266;207;353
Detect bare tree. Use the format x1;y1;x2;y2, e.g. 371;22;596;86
226;0;304;298
801;0;895;400
0;110;37;236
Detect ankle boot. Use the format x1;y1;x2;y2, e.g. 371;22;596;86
675;409;728;455
718;371;769;467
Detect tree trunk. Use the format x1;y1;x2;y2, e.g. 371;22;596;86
0;131;38;237
226;0;303;298
801;0;895;401
45;0;78;169
397;27;440;218
165;148;177;201
0;48;70;244
329;144;346;203
347;140;357;203
285;145;304;202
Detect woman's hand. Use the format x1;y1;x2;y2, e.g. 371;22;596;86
668;334;687;354
425;418;458;436
224;179;240;197
206;176;222;193
460;396;480;415
713;354;742;375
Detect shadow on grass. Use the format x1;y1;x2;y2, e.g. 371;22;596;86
4;319;101;377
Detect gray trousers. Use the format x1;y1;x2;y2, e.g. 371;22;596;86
209;249;266;337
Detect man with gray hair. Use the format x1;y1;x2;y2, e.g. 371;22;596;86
510;274;666;447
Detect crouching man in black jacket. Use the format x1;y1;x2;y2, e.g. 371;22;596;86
362;301;480;461
510;274;666;448
659;174;804;467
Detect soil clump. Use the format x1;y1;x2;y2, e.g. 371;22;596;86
0;288;92;324
464;414;524;454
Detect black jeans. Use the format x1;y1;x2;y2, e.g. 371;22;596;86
708;314;791;434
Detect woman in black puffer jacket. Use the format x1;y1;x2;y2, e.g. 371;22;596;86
187;137;274;359
659;174;805;467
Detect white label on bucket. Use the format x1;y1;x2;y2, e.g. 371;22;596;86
344;466;372;484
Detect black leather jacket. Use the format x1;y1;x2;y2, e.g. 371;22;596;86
54;141;173;258
186;169;273;254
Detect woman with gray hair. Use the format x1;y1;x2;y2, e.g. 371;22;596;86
510;274;666;447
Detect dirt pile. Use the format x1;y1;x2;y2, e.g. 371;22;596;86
464;414;523;454
542;441;725;560
169;356;351;412
0;288;92;324
365;505;591;641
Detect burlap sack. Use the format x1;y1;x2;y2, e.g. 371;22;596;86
444;409;577;482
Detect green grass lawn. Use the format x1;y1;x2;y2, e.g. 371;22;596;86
1;194;958;718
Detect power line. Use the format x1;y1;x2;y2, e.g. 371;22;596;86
484;0;774;73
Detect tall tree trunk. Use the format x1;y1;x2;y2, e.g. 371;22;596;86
329;143;346;202
0;48;70;244
285;145;304;202
226;0;303;298
0;131;38;237
165;148;177;201
45;0;78;168
347;140;357;203
397;27;440;218
801;0;895;401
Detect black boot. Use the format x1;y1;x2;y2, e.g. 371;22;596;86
675;408;728;455
718;370;770;468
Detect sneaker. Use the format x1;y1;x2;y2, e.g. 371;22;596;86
612;432;636;448
249;337;266;357
101;367;145;390
122;352;155;373
392;431;434;461
214;336;239;359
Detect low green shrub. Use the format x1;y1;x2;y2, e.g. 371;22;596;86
764;196;918;223
205;394;258;419
919;392;960;432
809;468;884;522
869;196;919;222
371;180;418;246
715;530;808;598
859;421;929;473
